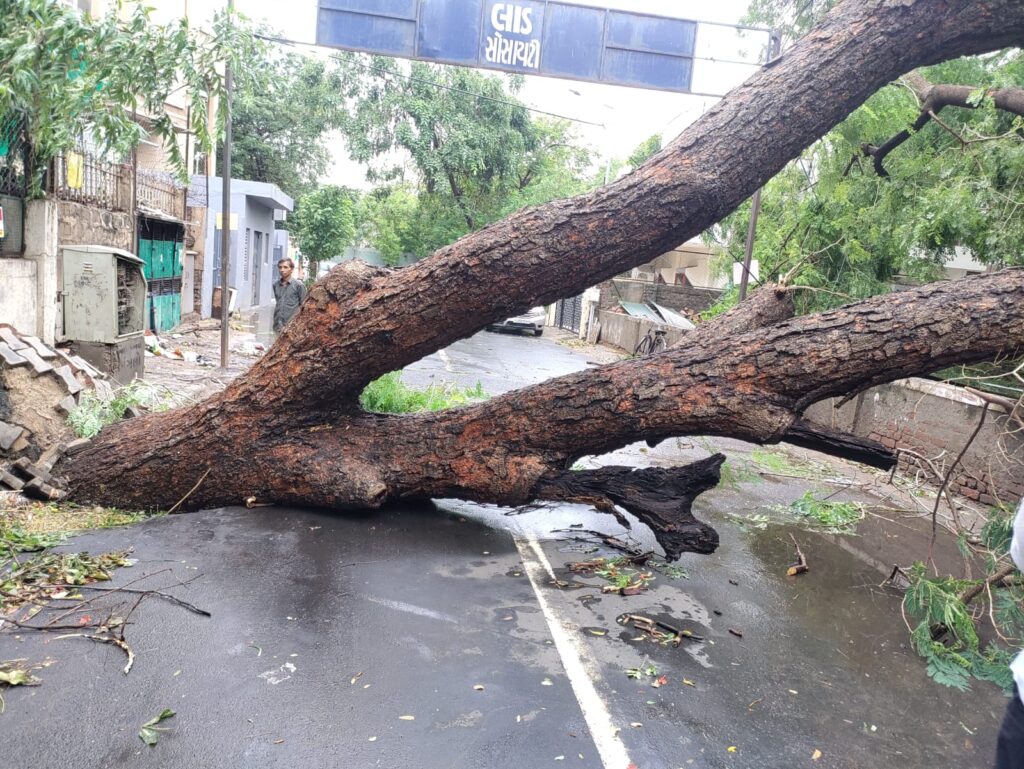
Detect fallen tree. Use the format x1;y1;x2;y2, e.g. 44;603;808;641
55;0;1024;559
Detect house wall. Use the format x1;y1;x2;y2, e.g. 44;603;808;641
57;200;133;252
597;278;721;316
804;378;1023;506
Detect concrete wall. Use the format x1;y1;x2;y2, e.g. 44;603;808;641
804;378;1023;506
594;309;686;354
0;258;37;335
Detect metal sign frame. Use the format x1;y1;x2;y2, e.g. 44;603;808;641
316;0;710;93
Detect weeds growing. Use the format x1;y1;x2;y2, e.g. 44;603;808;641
67;381;176;439
360;372;488;413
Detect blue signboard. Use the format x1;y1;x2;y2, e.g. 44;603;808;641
316;0;697;93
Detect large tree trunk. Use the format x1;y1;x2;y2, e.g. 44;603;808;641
56;0;1024;559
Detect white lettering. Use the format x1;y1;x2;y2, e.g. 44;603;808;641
483;31;540;69
490;2;534;34
520;7;533;35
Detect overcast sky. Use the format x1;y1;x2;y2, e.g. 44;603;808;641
189;0;764;188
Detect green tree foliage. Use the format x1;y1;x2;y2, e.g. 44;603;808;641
290;185;357;276
704;53;1024;314
231;52;347;199
0;0;253;193
627;134;662;169
335;56;592;258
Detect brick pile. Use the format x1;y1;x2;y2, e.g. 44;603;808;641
0;325;107;500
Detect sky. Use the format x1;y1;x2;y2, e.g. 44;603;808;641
190;0;765;188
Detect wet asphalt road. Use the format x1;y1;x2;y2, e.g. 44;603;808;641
0;329;1009;768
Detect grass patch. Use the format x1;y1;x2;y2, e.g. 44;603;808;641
2;502;155;537
67;381;177;439
749;448;815;478
719;460;761;489
360;372;488;414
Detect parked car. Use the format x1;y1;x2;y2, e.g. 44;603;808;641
487;306;546;336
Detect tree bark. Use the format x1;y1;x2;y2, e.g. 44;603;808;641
52;0;1024;559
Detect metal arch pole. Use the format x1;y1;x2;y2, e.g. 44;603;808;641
219;0;233;369
738;30;782;301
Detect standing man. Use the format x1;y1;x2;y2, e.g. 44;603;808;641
995;497;1024;769
272;258;306;334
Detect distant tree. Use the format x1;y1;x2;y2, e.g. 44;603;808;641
627;134;662;169
336;58;592;256
0;0;250;193
290;186;358;278
231;52;347;199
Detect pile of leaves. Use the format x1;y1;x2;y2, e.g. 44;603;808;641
1;524;134;616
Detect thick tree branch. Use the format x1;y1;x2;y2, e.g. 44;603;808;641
867;77;1024;177
222;0;1024;416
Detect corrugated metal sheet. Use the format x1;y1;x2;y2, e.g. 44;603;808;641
651;302;696;330
618;301;663;322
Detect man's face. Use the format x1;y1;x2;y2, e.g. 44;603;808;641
278;262;293;282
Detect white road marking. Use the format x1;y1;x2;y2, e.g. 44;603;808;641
364;595;459;624
438;348;455;372
515;534;632;769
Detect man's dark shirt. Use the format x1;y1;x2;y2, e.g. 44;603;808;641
272;277;306;332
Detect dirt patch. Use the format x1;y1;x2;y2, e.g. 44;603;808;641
0;367;75;452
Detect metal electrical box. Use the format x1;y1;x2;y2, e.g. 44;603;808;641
63;245;146;343
62;245;147;385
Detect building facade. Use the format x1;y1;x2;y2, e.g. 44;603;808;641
196;177;293;318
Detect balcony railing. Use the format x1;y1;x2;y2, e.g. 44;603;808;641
48;149;132;212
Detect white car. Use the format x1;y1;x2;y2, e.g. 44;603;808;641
486;306;545;337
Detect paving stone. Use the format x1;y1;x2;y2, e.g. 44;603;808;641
0;421;23;451
21;336;57;359
53;365;83;396
58;395;79;416
0;471;24;490
0;342;28;367
18;347;54;375
0;327;28;350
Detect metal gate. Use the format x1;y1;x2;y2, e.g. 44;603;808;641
555;294;583;334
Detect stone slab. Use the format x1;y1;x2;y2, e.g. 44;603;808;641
20;336;57;359
0;421;24;451
0;327;28;351
58;395;79;416
18;347;54;376
0;342;28;367
53;365;83;396
0;471;24;490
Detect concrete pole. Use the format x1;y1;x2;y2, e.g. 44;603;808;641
219;0;233;369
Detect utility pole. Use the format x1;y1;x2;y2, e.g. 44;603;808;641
738;30;782;301
219;0;233;369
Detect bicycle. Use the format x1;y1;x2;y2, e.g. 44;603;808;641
634;327;668;357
